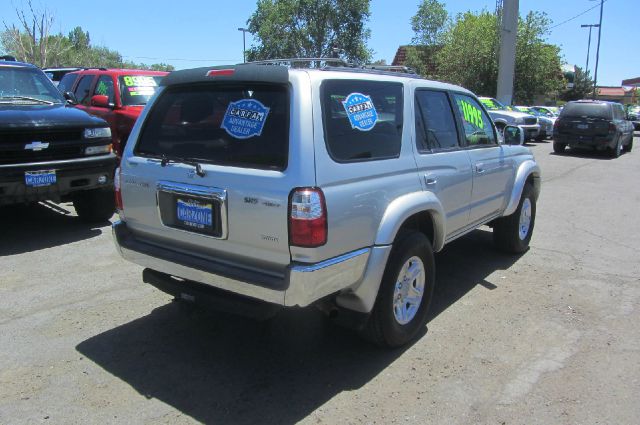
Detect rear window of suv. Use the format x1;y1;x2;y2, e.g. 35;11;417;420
321;80;403;162
135;84;289;170
561;102;612;119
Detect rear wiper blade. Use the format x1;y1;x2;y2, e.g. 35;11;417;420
0;96;54;105
160;154;206;177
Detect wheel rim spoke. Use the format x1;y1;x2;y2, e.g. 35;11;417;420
392;256;426;325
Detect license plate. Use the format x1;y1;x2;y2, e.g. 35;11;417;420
577;124;589;129
25;170;56;187
176;198;213;229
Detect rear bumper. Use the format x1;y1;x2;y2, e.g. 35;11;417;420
112;220;371;308
553;133;615;149
0;154;116;205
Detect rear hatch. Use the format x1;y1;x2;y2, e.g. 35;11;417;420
119;66;314;279
557;102;613;138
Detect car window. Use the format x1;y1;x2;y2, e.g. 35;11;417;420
58;73;79;93
321;80;403;162
0;67;64;103
415;90;459;151
73;75;95;105
119;75;163;106
135;83;289;171
453;94;497;146
95;76;115;105
479;97;505;111
561;102;612;119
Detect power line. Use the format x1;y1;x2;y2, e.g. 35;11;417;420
123;55;238;63
549;0;608;30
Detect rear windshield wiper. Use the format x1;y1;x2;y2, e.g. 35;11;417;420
159;154;206;177
0;96;55;105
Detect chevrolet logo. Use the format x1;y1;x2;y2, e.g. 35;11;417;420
24;141;50;151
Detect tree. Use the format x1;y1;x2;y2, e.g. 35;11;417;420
432;9;563;103
411;0;448;45
561;66;594;101
246;0;372;64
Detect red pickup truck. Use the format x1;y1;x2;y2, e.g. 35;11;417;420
60;68;168;156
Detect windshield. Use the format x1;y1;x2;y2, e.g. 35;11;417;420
561;102;612;119
479;97;505;111
0;67;64;104
118;75;164;106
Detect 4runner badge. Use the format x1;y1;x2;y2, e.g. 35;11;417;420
342;93;378;131
221;98;270;139
24;141;50;151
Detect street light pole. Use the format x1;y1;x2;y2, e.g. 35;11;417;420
237;28;249;63
580;23;599;75
592;0;604;99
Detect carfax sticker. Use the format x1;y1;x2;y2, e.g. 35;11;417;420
342;92;378;131
220;99;270;139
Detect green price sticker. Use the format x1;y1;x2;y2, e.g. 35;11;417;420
459;100;484;129
123;76;157;87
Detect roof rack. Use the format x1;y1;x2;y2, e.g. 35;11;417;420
363;64;417;74
246;57;351;68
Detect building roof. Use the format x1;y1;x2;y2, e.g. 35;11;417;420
597;86;625;96
621;77;640;86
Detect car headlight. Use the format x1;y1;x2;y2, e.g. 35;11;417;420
84;127;112;139
85;144;112;155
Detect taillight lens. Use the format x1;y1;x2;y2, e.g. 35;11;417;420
114;167;123;215
289;188;327;247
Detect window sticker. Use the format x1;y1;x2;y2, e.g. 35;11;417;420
342;92;378;131
95;81;109;95
123;76;157;87
220;98;270;139
458;99;484;129
128;86;155;96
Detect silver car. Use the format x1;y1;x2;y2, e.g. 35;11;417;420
113;63;541;347
479;97;540;140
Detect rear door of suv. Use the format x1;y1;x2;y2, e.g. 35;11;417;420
119;68;315;279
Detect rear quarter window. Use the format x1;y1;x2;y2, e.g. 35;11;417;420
135;84;289;171
321;80;403;162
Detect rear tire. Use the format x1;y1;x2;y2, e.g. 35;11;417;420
623;136;633;152
493;183;536;254
362;232;435;347
553;142;566;153
609;135;622;158
73;188;115;223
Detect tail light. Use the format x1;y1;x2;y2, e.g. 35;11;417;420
289;188;327;247
114;167;124;216
608;123;616;133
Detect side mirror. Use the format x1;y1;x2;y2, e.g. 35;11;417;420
504;125;524;146
91;94;113;108
63;91;77;104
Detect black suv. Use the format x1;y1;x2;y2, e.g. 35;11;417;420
553;100;634;158
0;59;116;221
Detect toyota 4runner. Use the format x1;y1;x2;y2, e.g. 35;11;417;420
113;62;541;347
0;59;116;222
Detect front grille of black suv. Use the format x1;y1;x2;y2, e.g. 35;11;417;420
524;117;537;125
0;129;86;165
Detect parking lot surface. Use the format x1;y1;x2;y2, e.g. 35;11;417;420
1;135;639;425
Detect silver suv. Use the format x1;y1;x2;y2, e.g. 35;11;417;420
113;63;541;347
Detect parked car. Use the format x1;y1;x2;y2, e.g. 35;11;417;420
42;67;82;87
530;106;559;118
112;62;541;347
0;58;116;221
553;100;634;157
478;97;540;140
515;106;554;140
626;104;640;131
64;68;169;156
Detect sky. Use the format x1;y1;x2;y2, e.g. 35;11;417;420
0;0;637;86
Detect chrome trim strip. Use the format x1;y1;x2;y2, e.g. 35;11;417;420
0;153;116;169
155;180;228;240
290;248;370;272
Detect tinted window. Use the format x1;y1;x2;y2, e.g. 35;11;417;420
58;73;79;93
561;102;612;119
73;75;95;105
415;90;459;151
321;80;403;162
0;67;64;103
453;94;497;146
136;84;289;171
95;76;115;105
119;75;163;106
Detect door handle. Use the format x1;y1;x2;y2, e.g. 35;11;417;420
424;174;437;186
476;164;486;174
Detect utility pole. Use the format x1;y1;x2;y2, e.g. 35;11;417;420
592;0;604;99
496;0;518;105
580;23;599;75
237;28;249;63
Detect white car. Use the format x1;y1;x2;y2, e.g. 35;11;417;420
479;97;540;140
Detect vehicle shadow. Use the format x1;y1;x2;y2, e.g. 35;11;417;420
549;148;618;160
0;202;107;256
76;229;522;425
